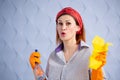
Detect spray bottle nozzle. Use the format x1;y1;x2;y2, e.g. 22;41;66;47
35;49;38;52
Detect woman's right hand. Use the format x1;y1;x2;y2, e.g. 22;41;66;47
29;50;41;69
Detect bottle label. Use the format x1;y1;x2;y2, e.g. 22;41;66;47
34;65;47;80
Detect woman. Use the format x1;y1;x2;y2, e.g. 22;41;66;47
30;7;106;80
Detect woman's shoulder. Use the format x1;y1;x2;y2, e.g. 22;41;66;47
48;50;56;58
80;41;90;48
79;41;92;55
48;44;63;60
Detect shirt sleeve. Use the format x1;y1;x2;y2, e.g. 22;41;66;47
45;51;53;78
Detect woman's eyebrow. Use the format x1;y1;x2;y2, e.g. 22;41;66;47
57;19;71;22
57;19;62;21
64;20;72;23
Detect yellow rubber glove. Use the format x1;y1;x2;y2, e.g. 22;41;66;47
89;35;112;70
91;51;107;80
89;36;112;80
29;50;41;69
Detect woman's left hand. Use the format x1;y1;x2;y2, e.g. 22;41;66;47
95;51;107;69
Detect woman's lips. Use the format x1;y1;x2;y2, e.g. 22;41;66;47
61;32;66;37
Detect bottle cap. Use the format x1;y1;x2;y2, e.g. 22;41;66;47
35;49;38;52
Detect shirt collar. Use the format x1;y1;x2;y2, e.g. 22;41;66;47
55;41;89;53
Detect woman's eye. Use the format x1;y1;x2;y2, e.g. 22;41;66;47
66;22;71;26
58;22;63;26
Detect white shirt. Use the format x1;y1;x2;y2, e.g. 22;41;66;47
46;41;91;80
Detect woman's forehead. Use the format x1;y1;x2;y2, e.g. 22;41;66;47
57;15;75;22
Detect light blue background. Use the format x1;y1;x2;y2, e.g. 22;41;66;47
0;0;120;80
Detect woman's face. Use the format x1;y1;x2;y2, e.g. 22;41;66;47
56;14;80;42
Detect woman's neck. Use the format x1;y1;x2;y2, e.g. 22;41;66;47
63;39;78;54
63;39;79;63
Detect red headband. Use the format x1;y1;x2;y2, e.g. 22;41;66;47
56;7;83;34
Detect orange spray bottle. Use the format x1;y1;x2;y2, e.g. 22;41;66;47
32;49;47;80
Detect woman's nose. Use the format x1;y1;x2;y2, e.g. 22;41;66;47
61;24;67;30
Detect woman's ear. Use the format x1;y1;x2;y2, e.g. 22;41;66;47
76;25;80;32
